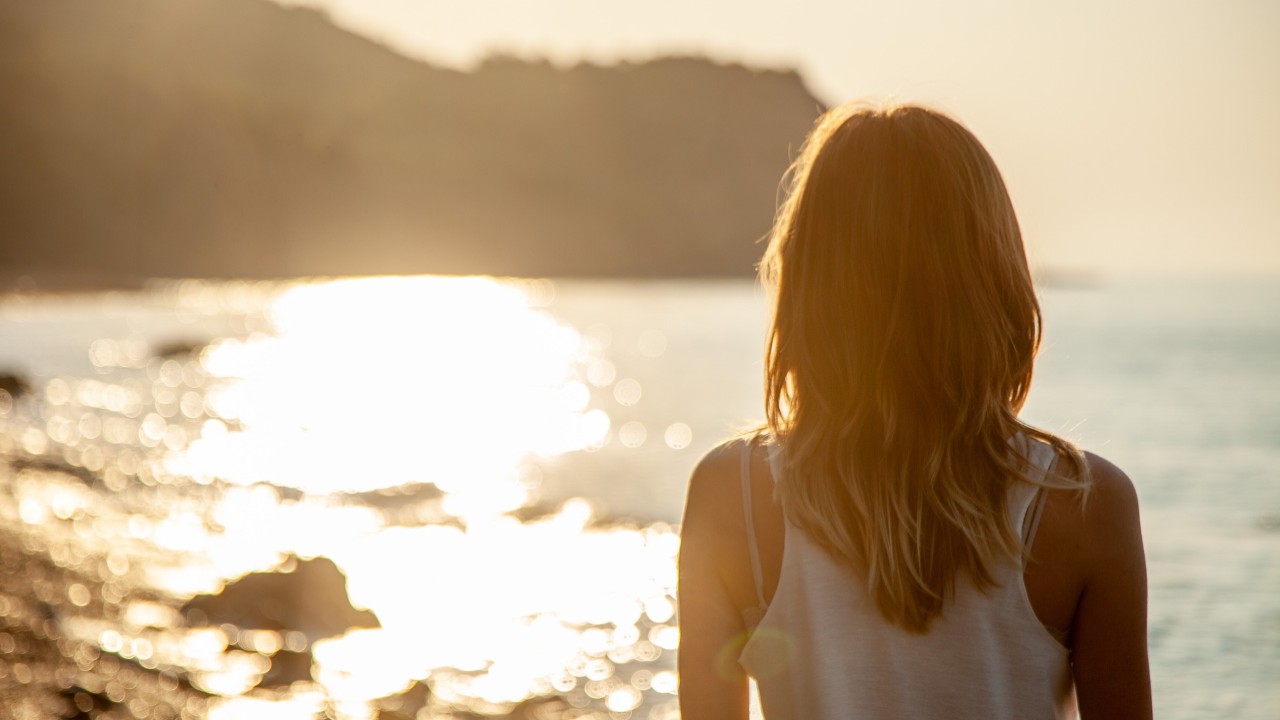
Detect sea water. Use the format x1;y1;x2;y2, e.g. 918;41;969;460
0;276;1275;719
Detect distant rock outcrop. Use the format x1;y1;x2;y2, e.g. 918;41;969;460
0;0;825;280
0;372;29;399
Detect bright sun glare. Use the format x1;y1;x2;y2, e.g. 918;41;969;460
2;276;683;718
170;276;608;507
132;276;680;716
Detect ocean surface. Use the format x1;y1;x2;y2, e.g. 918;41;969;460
0;275;1276;719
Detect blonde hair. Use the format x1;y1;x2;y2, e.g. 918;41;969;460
761;101;1090;633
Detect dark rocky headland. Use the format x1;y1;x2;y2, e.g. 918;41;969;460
0;0;827;286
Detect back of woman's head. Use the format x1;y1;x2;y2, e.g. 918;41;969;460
761;101;1087;632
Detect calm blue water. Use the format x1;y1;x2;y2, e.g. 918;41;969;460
0;276;1276;719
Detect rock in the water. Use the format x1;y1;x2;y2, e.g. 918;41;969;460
10;457;99;486
181;556;378;639
60;685;116;720
375;681;431;720
0;372;30;399
259;649;313;689
497;697;572;720
151;339;208;359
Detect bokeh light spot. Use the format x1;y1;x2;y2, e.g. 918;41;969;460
67;583;91;607
619;422;647;449
586;359;617;387
613;379;642;406
663;422;692;450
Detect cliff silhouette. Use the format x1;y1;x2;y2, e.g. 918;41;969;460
0;0;826;283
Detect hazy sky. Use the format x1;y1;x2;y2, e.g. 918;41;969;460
274;0;1279;277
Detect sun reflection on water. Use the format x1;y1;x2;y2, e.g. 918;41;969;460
171;276;608;505
0;275;683;719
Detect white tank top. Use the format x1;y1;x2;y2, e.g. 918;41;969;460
737;437;1077;719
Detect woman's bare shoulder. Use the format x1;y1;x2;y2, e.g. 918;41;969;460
1029;448;1150;717
1038;450;1142;565
692;437;751;480
1043;450;1140;526
1071;452;1153;717
1082;452;1139;508
1075;452;1145;597
678;439;755;720
1028;450;1144;639
682;437;752;535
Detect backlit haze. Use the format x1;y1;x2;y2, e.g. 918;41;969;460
273;0;1280;277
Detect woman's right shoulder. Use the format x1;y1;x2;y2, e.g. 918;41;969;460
1042;450;1142;562
1067;452;1153;717
1035;449;1145;614
1081;452;1140;517
1075;451;1144;575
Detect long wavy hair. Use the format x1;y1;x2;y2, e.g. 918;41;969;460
761;101;1090;633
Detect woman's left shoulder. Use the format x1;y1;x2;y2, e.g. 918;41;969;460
683;437;753;538
678;438;756;719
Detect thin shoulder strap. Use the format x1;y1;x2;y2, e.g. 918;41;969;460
1022;449;1057;551
1023;489;1048;547
740;438;767;609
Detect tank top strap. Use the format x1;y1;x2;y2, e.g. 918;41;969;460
740;438;768;613
1021;448;1057;550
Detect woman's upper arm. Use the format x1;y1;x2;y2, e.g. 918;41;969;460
677;444;750;720
1071;453;1153;719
